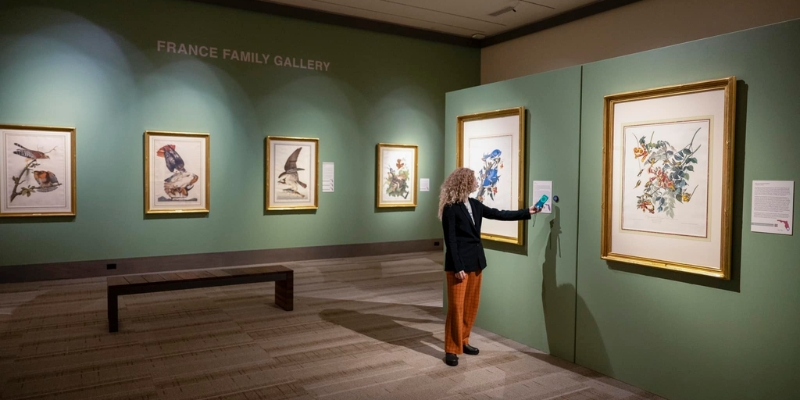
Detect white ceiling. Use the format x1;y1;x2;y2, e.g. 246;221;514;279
258;0;601;38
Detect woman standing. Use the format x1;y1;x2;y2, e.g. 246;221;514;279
438;167;540;367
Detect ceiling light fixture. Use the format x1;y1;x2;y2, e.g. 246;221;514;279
489;1;521;17
488;6;515;17
472;34;486;40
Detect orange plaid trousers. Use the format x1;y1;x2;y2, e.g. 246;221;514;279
445;270;482;354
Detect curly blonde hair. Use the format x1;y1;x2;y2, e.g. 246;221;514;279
438;168;477;220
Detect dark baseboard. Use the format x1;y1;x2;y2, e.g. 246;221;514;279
0;239;443;283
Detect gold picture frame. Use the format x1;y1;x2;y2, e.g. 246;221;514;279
144;131;210;214
265;136;319;211
601;77;736;279
0;124;77;217
376;143;418;208
457;107;526;245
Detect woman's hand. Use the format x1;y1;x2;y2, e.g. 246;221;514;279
529;205;541;214
455;271;467;280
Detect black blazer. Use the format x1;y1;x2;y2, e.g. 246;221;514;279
442;198;531;273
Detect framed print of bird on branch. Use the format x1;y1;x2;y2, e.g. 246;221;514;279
602;77;736;279
457;107;526;246
376;143;417;208
1;124;76;217
144;131;210;214
265;136;318;210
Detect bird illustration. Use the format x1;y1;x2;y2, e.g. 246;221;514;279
13;143;50;161
681;185;698;203
277;147;307;196
482;168;499;188
482;149;501;162
156;144;185;173
164;172;199;198
386;168;409;199
33;170;60;192
481;149;502;170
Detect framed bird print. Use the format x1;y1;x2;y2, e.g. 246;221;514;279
602;77;736;279
265;136;318;210
144;131;210;214
376;143;418;208
457;107;526;245
0;124;76;217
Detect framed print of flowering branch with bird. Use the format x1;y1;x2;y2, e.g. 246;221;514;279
265;136;318;211
145;131;210;214
457;107;525;246
602;77;737;279
1;125;76;217
376;143;417;208
624;119;710;237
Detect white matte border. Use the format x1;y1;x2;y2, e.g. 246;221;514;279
610;90;725;271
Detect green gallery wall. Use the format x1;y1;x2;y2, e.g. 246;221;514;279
0;0;480;266
445;67;582;362
576;21;800;400
447;20;800;400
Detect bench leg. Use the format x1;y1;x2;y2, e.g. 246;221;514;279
108;290;119;333
275;273;293;311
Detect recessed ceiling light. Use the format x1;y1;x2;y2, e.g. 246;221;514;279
489;6;516;17
472;34;486;40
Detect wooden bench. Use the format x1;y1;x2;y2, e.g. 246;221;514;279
107;265;293;332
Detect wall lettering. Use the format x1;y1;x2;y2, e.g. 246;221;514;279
156;40;331;72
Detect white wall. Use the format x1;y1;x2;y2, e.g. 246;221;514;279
481;0;800;83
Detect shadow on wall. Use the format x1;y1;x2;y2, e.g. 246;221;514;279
483;228;529;256
541;205;611;374
606;82;748;292
0;216;75;225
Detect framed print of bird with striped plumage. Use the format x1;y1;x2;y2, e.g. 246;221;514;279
144;131;210;214
0;124;76;217
265;136;318;211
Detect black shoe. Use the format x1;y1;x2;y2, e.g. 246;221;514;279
445;353;458;366
463;344;479;355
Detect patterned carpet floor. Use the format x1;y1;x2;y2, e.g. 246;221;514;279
0;251;661;400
